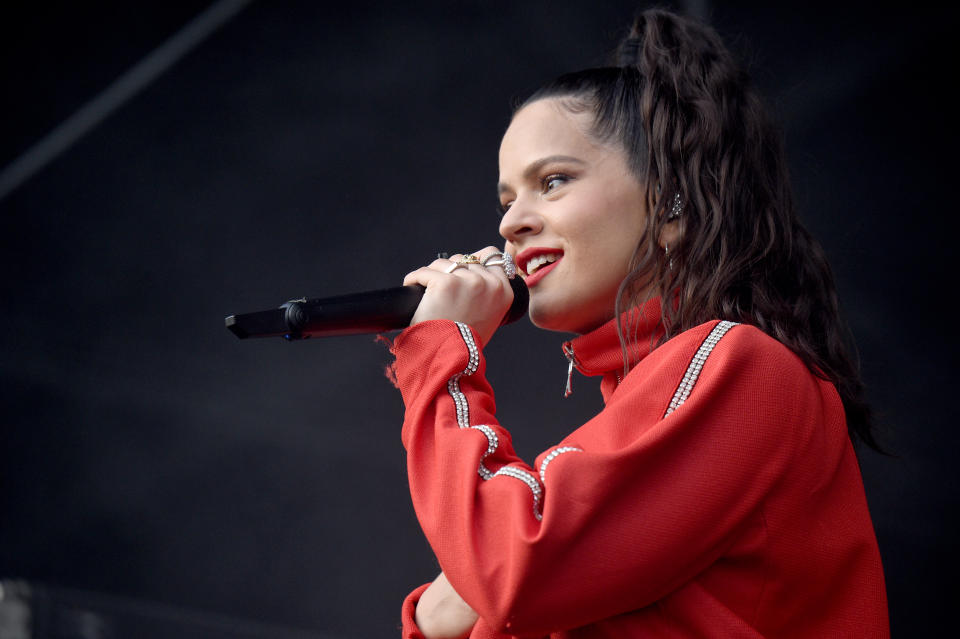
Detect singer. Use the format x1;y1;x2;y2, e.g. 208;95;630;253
386;9;888;638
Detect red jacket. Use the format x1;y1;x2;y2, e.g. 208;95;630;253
391;301;888;637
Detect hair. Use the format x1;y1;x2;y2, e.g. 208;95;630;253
519;8;881;451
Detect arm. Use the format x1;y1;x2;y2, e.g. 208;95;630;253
414;573;479;639
400;576;478;639
392;319;830;636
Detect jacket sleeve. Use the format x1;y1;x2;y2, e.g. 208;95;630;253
391;318;832;637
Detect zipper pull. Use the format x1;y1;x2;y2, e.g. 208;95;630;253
563;343;576;398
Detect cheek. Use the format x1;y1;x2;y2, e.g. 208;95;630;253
575;211;644;271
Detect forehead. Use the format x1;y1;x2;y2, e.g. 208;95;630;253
498;99;602;170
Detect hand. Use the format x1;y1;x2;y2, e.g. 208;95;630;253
403;247;514;347
414;572;479;639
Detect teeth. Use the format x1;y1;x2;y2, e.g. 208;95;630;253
526;253;559;275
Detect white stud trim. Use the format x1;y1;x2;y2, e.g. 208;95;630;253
445;322;546;520
446;322;480;429
471;424;499;480
538;446;582;484
664;321;738;417
491;466;544;521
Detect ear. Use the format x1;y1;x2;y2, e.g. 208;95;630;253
651;183;683;249
658;219;681;250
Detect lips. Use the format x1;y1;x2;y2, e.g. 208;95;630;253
515;247;564;287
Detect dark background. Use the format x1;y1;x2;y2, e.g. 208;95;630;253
1;1;955;636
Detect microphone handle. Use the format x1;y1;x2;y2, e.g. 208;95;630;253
225;277;528;340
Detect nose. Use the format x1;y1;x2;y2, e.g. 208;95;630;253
498;196;543;244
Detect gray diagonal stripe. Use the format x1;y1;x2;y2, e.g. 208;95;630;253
0;0;254;202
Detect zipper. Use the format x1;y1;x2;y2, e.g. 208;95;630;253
562;342;577;398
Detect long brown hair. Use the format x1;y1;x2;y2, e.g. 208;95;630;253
521;9;880;451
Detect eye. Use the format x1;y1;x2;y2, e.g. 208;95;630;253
541;173;570;194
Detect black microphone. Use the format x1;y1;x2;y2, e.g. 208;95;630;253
225;277;528;340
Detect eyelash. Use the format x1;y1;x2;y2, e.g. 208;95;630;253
497;173;572;217
541;173;570;193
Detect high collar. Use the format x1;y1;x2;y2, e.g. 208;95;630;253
561;297;665;402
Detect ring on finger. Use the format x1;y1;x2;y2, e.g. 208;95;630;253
482;252;517;279
444;253;482;273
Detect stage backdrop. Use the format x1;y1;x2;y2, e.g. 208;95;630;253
1;1;955;636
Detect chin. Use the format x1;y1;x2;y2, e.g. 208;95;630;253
527;300;566;332
528;302;598;335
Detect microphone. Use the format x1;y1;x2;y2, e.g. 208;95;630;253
225;277;528;340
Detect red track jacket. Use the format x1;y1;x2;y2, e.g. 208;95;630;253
391;300;888;637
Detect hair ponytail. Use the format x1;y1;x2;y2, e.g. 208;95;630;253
519;9;880;452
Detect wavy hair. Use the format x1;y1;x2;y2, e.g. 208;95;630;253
520;9;880;451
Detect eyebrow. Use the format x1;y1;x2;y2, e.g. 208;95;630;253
497;155;587;195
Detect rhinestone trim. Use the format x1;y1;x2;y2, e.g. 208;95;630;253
447;324;504;480
471;424;499;480
492;466;544;521
447;322;481;429
446;322;545;520
664;320;738;417
538;446;582;484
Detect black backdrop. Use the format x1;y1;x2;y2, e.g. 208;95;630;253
1;1;956;636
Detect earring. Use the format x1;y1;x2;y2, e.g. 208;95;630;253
665;243;674;271
666;193;683;221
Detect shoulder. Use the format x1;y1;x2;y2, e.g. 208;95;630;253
574;320;842;464
619;320;828;425
651;320;810;383
704;322;809;376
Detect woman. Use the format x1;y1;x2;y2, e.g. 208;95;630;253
388;9;888;638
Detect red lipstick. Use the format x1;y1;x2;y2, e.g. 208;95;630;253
515;247;564;288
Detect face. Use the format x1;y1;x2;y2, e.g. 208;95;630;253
498;98;650;334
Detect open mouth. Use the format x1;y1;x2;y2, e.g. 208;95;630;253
518;249;564;277
524;253;560;276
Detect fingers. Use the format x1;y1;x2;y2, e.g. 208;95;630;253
403;264;445;288
403;247;515;343
438;247;509;278
443;253;476;272
445;249;511;298
401;254;495;290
